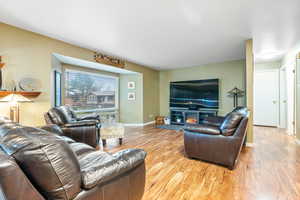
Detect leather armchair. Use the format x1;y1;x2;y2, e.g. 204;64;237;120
44;105;100;148
184;107;249;170
0;119;146;200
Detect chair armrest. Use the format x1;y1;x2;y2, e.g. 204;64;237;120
78;114;100;121
184;125;221;135
202;116;225;127
81;149;147;189
63;120;98;128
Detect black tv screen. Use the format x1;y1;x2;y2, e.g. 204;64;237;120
170;79;219;109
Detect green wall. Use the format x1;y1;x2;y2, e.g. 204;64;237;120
124;62;160;123
159;60;246;116
119;74;143;124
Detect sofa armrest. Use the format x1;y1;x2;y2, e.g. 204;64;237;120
63;120;98;128
0;150;45;200
81;149;147;189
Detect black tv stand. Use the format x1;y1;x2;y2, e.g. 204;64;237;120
170;108;218;126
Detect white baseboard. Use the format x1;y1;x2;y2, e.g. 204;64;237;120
143;121;155;126
123;121;155;127
246;142;254;147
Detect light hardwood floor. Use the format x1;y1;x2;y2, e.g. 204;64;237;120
103;125;300;200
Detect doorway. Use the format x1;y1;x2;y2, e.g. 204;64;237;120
254;69;279;127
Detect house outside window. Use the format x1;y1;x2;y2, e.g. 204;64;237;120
64;69;118;111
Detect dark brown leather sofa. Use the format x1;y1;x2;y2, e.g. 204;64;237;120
184;107;249;170
44;105;101;148
0;118;146;200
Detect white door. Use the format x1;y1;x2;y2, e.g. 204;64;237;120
279;67;287;129
254;70;279;126
296;59;300;137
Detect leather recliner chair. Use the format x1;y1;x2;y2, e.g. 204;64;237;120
44;105;101;148
183;107;249;170
0;118;146;200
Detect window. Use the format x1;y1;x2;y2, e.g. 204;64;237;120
54;70;62;107
64;69;118;111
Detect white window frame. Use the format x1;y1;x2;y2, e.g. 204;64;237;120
64;69;119;113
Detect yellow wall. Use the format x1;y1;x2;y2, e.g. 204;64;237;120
0;23;159;125
159;60;246;116
0;23;96;126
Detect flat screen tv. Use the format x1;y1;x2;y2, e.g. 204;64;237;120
170;79;219;109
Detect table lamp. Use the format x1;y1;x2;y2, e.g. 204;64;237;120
0;93;32;123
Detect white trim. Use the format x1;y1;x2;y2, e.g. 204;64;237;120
123;121;155;127
66;68;120;79
143;121;155;126
246;142;254;147
296;139;300;145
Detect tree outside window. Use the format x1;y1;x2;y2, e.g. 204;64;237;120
65;70;118;111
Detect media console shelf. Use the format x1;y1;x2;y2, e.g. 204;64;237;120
170;109;218;126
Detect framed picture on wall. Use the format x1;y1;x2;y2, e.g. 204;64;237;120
54;70;62;107
128;92;135;100
128;81;135;89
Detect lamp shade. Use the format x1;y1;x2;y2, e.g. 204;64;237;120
0;94;32;102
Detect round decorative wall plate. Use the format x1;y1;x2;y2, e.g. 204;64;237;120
19;78;40;91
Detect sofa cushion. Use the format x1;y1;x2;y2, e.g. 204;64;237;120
220;113;243;136
79;149;146;189
0;125;82;200
58;106;77;123
184;125;221;135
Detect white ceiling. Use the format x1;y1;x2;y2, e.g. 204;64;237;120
1;0;300;70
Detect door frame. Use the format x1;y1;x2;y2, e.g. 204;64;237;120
254;68;280;127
